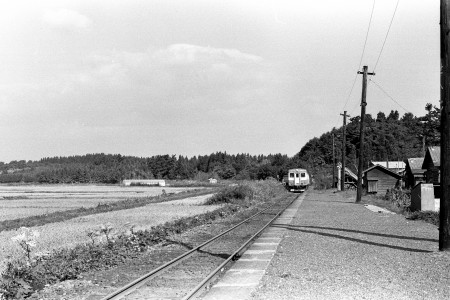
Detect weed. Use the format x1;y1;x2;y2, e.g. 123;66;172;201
0;181;286;299
406;210;439;226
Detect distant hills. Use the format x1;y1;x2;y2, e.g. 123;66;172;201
0;104;440;186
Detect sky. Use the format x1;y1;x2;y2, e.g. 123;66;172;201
0;0;440;162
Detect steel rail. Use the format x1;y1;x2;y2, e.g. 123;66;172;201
101;201;281;300
182;194;299;300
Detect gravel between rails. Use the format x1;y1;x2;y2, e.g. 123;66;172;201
251;189;450;300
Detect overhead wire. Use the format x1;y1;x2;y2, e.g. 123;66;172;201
336;0;376;128
368;1;416;116
373;0;400;73
354;1;404;118
369;78;411;114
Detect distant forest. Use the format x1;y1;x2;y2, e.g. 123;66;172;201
0;103;440;185
0;152;299;184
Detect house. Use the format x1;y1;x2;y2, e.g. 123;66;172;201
336;162;358;190
122;179;166;186
370;161;406;175
422;146;440;184
208;178;218;184
363;165;401;194
404;157;425;188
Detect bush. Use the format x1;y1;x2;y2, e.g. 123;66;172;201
205;184;254;205
384;188;411;210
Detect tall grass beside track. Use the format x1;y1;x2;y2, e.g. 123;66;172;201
0;180;287;299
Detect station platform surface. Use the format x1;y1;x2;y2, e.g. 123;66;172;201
202;189;450;300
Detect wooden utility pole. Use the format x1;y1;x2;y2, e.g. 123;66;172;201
340;111;350;191
356;66;375;203
439;0;450;251
332;133;336;188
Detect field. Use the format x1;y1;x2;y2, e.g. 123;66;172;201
0;184;201;221
0;184;217;272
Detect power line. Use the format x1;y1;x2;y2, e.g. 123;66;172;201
342;0;376;111
336;0;376;127
373;0;400;72
369;78;411;114
357;0;376;70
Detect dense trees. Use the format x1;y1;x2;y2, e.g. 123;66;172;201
0;104;441;185
294;104;440;176
0;152;293;184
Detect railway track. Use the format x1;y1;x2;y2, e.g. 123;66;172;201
100;193;299;300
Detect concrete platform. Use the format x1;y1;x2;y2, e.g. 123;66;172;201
201;193;306;300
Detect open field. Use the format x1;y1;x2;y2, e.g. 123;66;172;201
0;184;202;221
0;193;217;272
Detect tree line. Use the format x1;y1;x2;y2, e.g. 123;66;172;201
294;104;440;188
0;153;298;184
0;103;440;185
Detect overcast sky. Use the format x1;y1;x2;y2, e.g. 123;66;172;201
0;0;439;162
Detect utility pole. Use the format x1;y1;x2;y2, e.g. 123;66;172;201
356;66;375;203
439;0;450;251
340;111;350;191
332;133;336;188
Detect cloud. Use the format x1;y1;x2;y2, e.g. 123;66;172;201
80;44;267;100
1;44;273;130
42;9;91;29
158;44;263;65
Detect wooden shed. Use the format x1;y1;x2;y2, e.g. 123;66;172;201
404;157;425;188
363;165;401;194
422;146;440;184
336;162;358;190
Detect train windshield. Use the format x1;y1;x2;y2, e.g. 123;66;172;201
289;173;294;178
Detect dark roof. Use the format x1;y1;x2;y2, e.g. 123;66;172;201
363;164;402;179
407;157;424;170
427;146;440;167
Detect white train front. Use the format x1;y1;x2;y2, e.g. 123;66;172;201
284;168;310;192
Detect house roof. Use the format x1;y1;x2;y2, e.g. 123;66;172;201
363;164;402;179
407;157;424;171
371;161;406;169
426;146;440;167
336;162;358;180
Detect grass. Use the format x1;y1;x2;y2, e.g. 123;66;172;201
0;189;215;233
205;184;253;205
165;180;227;187
361;189;439;226
0;180;287;299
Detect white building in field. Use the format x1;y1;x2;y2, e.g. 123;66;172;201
122;179;165;186
208;178;217;184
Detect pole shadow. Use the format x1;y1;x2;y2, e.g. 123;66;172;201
272;224;433;253
164;238;230;259
272;224;438;243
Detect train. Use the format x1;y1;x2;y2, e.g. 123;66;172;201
282;168;310;192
